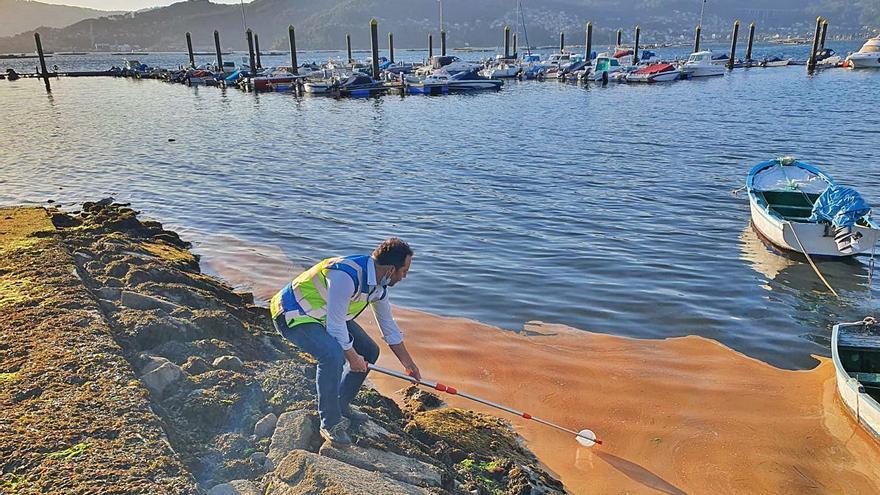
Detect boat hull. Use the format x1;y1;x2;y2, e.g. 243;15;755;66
832;322;880;443
303;82;334;94
684;66;724;77
846;53;880;68
748;197;880;257
627;70;681;83
407;83;449;95
447;80;502;91
253;76;297;91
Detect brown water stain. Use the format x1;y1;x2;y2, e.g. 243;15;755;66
197;235;880;495
360;312;880;494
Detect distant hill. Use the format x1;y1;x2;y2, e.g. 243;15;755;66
0;0;121;38
0;0;875;53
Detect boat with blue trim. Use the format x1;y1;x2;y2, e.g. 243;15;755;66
832;318;880;444
745;156;880;257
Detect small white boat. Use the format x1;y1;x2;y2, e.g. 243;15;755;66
746;157;880;257
481;54;520;79
589;53;625;81
303;79;336;94
815;48;842;68
832;318;880;443
625;63;681;83
845;36;880;68
682;51;725;77
423;68;502;91
760;56;791;67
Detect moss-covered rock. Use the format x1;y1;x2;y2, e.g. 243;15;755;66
2;203;566;494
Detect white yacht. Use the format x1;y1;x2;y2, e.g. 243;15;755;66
682;51;725;78
845;36;880;68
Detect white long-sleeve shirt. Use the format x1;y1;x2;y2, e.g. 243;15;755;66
324;259;404;350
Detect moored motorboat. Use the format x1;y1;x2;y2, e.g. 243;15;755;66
845;36;880;68
746;156;880;257
760;56;791;67
589;53;625;81
682;51;725;77
482;54;521;79
303;80;336;94
625;63;681;83
816;48;842;68
337;72;386;97
250;68;299;91
832;318;880;443
423;68;502;91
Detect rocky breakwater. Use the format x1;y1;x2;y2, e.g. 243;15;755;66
0;200;565;495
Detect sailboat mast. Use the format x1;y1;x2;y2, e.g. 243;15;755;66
519;1;531;56
698;0;706;28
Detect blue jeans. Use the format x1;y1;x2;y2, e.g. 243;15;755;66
273;316;380;430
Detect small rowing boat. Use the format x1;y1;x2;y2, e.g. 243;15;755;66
746;157;880;257
832;318;880;443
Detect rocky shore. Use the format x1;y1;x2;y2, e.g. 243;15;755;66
0;201;565;495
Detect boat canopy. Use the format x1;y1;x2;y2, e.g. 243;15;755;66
809;186;871;228
340;73;375;87
633;63;675;75
749;161;830;194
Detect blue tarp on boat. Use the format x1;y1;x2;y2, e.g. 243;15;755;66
809;186;871;228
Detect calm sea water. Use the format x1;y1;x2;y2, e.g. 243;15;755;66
1;41;877;369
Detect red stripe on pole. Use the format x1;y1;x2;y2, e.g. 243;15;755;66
435;383;447;392
446;386;457;395
522;413;532;419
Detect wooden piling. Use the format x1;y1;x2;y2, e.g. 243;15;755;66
185;32;195;67
819;20;828;51
428;33;433;60
807;16;822;73
694;25;701;53
585;21;592;60
214;30;223;70
633;25;640;64
346;33;352;64
441;30;447;56
559;32;564;53
727;20;740;70
288;25;298;74
389;32;394;63
616;28;622;47
34;32;50;91
746;22;756;62
246;28;256;76
504;26;510;59
370;19;379;79
254;33;262;68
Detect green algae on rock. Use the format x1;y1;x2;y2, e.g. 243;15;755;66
1;202;566;494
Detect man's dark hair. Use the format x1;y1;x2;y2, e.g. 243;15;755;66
372;237;413;268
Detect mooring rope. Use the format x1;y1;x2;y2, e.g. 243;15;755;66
789;224;839;298
868;234;877;318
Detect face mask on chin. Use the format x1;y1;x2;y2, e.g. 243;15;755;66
379;273;392;287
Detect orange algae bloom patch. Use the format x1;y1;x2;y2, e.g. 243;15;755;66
363;309;880;495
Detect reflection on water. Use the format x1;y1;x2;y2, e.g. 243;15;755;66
1;50;879;370
738;224;877;349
